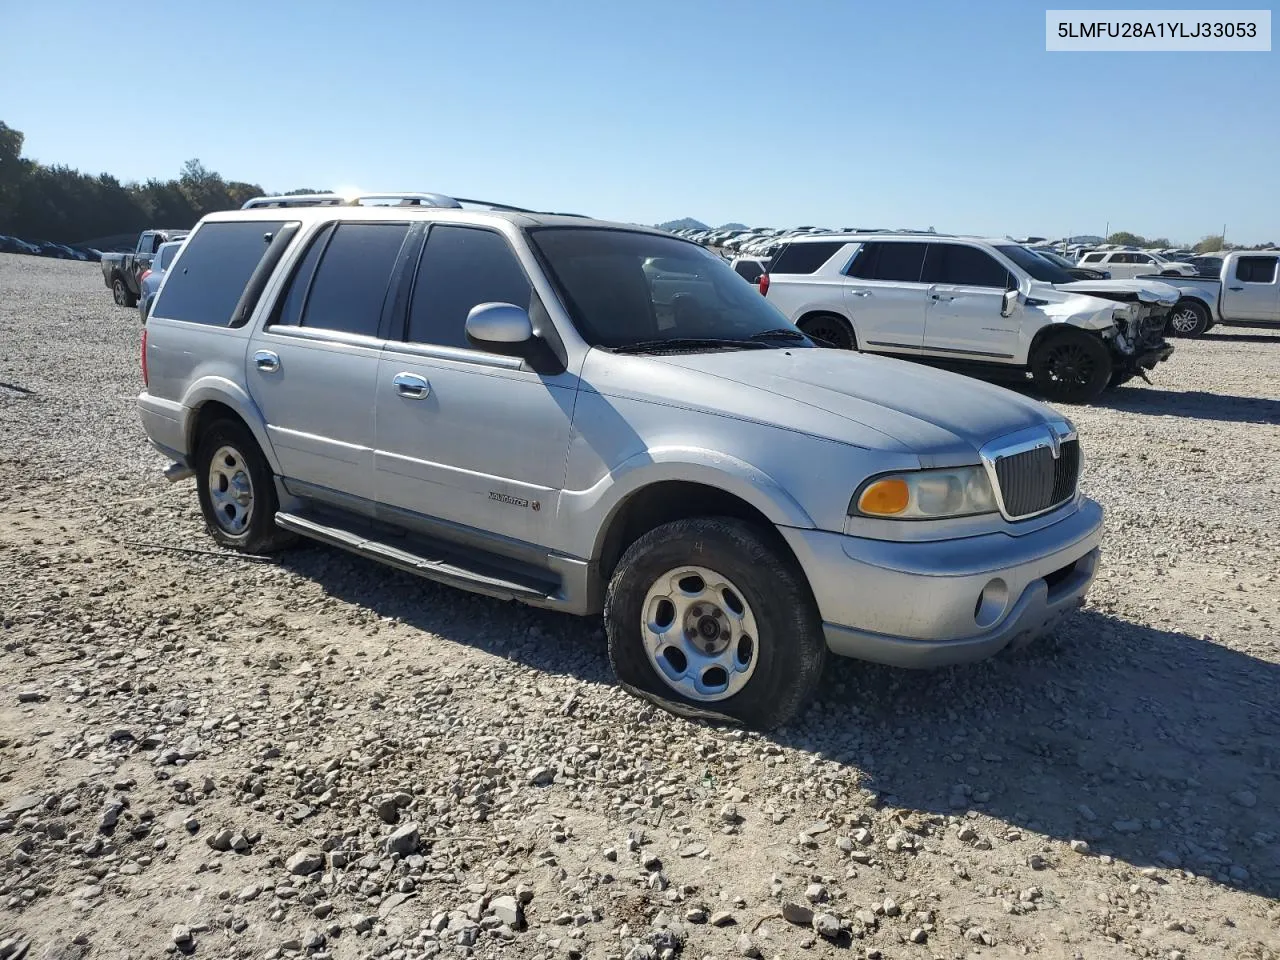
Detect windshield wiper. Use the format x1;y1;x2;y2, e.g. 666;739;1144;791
748;328;808;342
609;337;771;354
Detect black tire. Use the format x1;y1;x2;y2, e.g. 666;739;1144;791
1030;330;1113;404
604;517;826;730
797;313;856;350
195;418;294;553
111;276;137;308
1166;299;1210;338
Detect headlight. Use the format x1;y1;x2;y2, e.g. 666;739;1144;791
850;466;998;520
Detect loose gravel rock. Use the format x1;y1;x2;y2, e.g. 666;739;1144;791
1;254;1278;958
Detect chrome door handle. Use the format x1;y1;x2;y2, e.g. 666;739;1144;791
848;289;872;297
253;350;280;372
929;294;954;302
393;373;430;399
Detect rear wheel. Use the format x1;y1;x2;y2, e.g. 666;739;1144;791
604;517;826;730
112;276;137;308
797;313;856;350
195;419;294;553
1166;300;1210;337
1030;331;1113;404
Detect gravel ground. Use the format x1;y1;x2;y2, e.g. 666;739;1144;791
1;252;1278;960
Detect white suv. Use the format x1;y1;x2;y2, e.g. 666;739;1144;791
1077;250;1197;279
762;233;1175;403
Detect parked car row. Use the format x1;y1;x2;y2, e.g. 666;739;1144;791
0;234;101;261
136;191;1104;729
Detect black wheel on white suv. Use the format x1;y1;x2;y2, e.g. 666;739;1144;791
604;517;826;730
798;313;856;350
1166;300;1210;338
1030;330;1113;404
195;418;294;553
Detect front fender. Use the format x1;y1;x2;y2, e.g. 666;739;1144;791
181;377;281;473
581;445;816;561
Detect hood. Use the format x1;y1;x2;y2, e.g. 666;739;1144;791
1055;277;1180;306
583;347;1057;460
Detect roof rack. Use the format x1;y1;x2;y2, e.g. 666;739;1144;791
241;192;590;217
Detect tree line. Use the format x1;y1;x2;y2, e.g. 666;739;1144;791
0;121;318;248
1105;230;1274;254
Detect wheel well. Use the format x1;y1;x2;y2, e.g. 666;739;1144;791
1172;296;1208;315
1029;323;1097;359
595;481;797;585
188;400;245;456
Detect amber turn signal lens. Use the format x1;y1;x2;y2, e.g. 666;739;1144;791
858;478;911;516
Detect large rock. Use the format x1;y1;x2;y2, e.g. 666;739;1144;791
286;849;325;876
385;821;420;856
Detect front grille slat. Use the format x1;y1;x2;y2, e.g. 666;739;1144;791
993;438;1079;519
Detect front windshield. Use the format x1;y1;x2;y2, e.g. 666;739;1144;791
530;227;802;349
1150;251;1169;263
997;244;1076;284
1035;250;1073;269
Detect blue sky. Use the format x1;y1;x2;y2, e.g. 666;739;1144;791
2;0;1276;243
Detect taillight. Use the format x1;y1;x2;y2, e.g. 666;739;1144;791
758;273;770;296
139;269;152;283
141;327;149;387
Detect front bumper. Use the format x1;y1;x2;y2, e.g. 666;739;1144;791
1133;341;1174;371
779;498;1103;668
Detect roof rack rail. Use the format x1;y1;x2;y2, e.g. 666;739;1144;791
240;192;463;210
240;191;592;218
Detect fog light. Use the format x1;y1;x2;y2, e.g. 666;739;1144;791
974;578;1009;628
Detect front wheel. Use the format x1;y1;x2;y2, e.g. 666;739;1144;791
1030;331;1113;404
604;518;826;730
797;313;856;350
1166;300;1210;338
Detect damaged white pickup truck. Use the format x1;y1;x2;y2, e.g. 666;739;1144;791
762;233;1176;403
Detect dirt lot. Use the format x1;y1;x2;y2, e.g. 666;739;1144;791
1;253;1278;960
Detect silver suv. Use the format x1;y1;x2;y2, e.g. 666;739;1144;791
138;192;1104;729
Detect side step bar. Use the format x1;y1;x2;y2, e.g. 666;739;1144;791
275;510;555;604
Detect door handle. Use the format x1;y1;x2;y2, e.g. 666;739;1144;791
929;294;955;302
848;289;872;297
393;373;430;399
1227;286;1244;291
253;350;280;372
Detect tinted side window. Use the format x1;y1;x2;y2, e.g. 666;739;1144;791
152;220;288;325
270;223;334;327
921;244;1011;287
407;226;532;348
733;260;764;283
1082;253;1103;263
768;241;844;275
158;244;179;270
1236;256;1279;284
300;222;410;336
856;242;927;282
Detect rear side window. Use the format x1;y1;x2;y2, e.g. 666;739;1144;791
406;225;532;349
152;220;287;325
299;222;411;336
768;241;845;275
846;242;928;282
158;244;180;270
733;260;765;283
1082;253;1103;263
1236;256;1278;284
921;243;1011;288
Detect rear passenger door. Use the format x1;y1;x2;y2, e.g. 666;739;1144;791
842;241;929;352
246;220;414;508
919;242;1018;363
374;223;578;549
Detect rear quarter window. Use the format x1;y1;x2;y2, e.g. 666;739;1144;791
152;220;289;326
768;241;846;275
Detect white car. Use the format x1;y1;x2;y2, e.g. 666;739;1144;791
762;233;1175;403
1077;250;1197;279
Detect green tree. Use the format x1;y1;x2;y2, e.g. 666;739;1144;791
1107;231;1147;246
1194;235;1225;253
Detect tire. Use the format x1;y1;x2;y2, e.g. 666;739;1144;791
797;313;856;350
194;418;294;553
112;276;137;308
604;517;826;730
1030;330;1113;404
1166;300;1210;338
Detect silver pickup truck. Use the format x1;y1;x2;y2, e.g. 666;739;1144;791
1143;250;1280;337
137;192;1103;729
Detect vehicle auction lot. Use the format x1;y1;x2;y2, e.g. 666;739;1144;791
2;253;1278;958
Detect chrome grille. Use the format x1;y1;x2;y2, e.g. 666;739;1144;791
992;438;1080;518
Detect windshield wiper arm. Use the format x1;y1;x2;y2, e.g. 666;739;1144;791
609;337;771;354
748;328;808;342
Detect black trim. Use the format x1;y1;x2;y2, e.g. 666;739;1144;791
917;344;1015;360
231;224;301;328
268;222;336;328
865;340;923;351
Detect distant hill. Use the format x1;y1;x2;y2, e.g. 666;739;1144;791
718;222;748;231
656;217;708;231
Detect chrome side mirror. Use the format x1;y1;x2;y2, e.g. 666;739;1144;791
1001;288;1022;318
465;302;534;353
